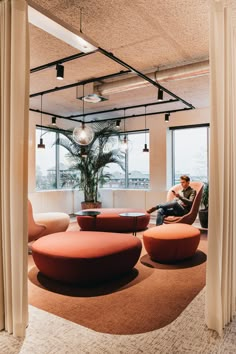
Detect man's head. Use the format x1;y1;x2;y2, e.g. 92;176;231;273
180;175;190;189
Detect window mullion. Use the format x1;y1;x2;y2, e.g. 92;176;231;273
56;132;60;189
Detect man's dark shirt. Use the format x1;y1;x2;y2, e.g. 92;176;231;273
175;186;196;212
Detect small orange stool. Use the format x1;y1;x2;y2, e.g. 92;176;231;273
143;224;200;263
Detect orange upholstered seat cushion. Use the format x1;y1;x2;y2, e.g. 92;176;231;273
143;224;200;263
32;231;142;284
77;208;150;232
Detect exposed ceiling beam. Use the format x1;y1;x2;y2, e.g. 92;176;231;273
28;1;98;53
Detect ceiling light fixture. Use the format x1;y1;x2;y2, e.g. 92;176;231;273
76;83;108;103
157;88;164;101
80;146;88;158
121;109;129;152
73;85;94;145
143;105;149;152
115;119;121;130
51;116;57;126
28;5;98;53
37;94;45;149
56;63;64;80
165;112;170;122
49;116;58;129
82;94;107;103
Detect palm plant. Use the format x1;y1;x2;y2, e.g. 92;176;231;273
201;182;209;210
199;181;209;228
55;122;125;204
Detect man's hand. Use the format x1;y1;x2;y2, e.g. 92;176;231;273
172;190;180;198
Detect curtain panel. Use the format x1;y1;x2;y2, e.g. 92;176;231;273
206;0;236;335
0;0;29;337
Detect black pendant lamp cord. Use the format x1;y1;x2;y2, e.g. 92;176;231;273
144;105;147;144
124;108;126;133
40;94;43;136
82;85;85;127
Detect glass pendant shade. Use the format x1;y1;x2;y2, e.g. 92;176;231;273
73;122;94;145
120;135;132;152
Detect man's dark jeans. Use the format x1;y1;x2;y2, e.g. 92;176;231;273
156;201;186;226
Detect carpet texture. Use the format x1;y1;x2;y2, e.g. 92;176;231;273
3;288;236;354
28;223;207;335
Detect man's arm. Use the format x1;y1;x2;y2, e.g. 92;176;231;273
177;189;196;206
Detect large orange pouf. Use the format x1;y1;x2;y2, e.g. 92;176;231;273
143;224;200;263
32;231;142;285
77;208;150;232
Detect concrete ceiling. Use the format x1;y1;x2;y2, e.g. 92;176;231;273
29;0;210;123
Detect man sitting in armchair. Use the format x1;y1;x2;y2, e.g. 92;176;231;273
147;175;196;226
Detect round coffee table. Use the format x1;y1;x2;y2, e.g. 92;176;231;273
75;210;101;230
119;212;145;236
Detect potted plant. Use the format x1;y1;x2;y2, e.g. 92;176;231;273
198;182;209;228
55;122;125;209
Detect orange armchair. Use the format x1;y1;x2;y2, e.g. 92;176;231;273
164;181;203;225
28;200;70;242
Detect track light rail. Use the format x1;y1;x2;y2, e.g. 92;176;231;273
30;52;96;74
30;106;192;124
66;99;179;119
30;70;131;98
98;47;195;109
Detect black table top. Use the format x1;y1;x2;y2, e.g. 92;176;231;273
119;212;146;217
76;210;101;217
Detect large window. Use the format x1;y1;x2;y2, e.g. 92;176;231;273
171;125;209;184
36;128;150;190
102;131;150;189
36;129;80;190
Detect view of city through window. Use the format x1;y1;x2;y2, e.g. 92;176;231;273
36;129;150;190
172;126;209;184
36;126;208;191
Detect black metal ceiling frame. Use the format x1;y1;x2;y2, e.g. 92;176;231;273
30;98;179;120
30;46;195;121
30;51;95;74
31;106;192;125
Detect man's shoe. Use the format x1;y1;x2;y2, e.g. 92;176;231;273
147;206;157;214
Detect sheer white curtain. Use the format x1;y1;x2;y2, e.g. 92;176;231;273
0;0;29;337
206;0;236;335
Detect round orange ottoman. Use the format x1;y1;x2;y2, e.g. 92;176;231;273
143;224;200;263
31;231;142;285
76;208;150;232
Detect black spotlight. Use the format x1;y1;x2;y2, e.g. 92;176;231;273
51;117;57;125
115;119;121;129
157;88;164;101
56;64;64;80
165;113;170;122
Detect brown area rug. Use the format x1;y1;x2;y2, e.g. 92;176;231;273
28;223;207;335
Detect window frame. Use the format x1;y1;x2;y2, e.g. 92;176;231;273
36;127;150;191
170;123;210;185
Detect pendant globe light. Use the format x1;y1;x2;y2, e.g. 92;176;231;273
73;85;94;145
143;105;149;152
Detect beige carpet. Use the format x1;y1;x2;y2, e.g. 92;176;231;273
28;223;207;335
2;288;236;354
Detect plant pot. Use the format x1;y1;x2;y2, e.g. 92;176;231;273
81;201;102;210
199;209;208;229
